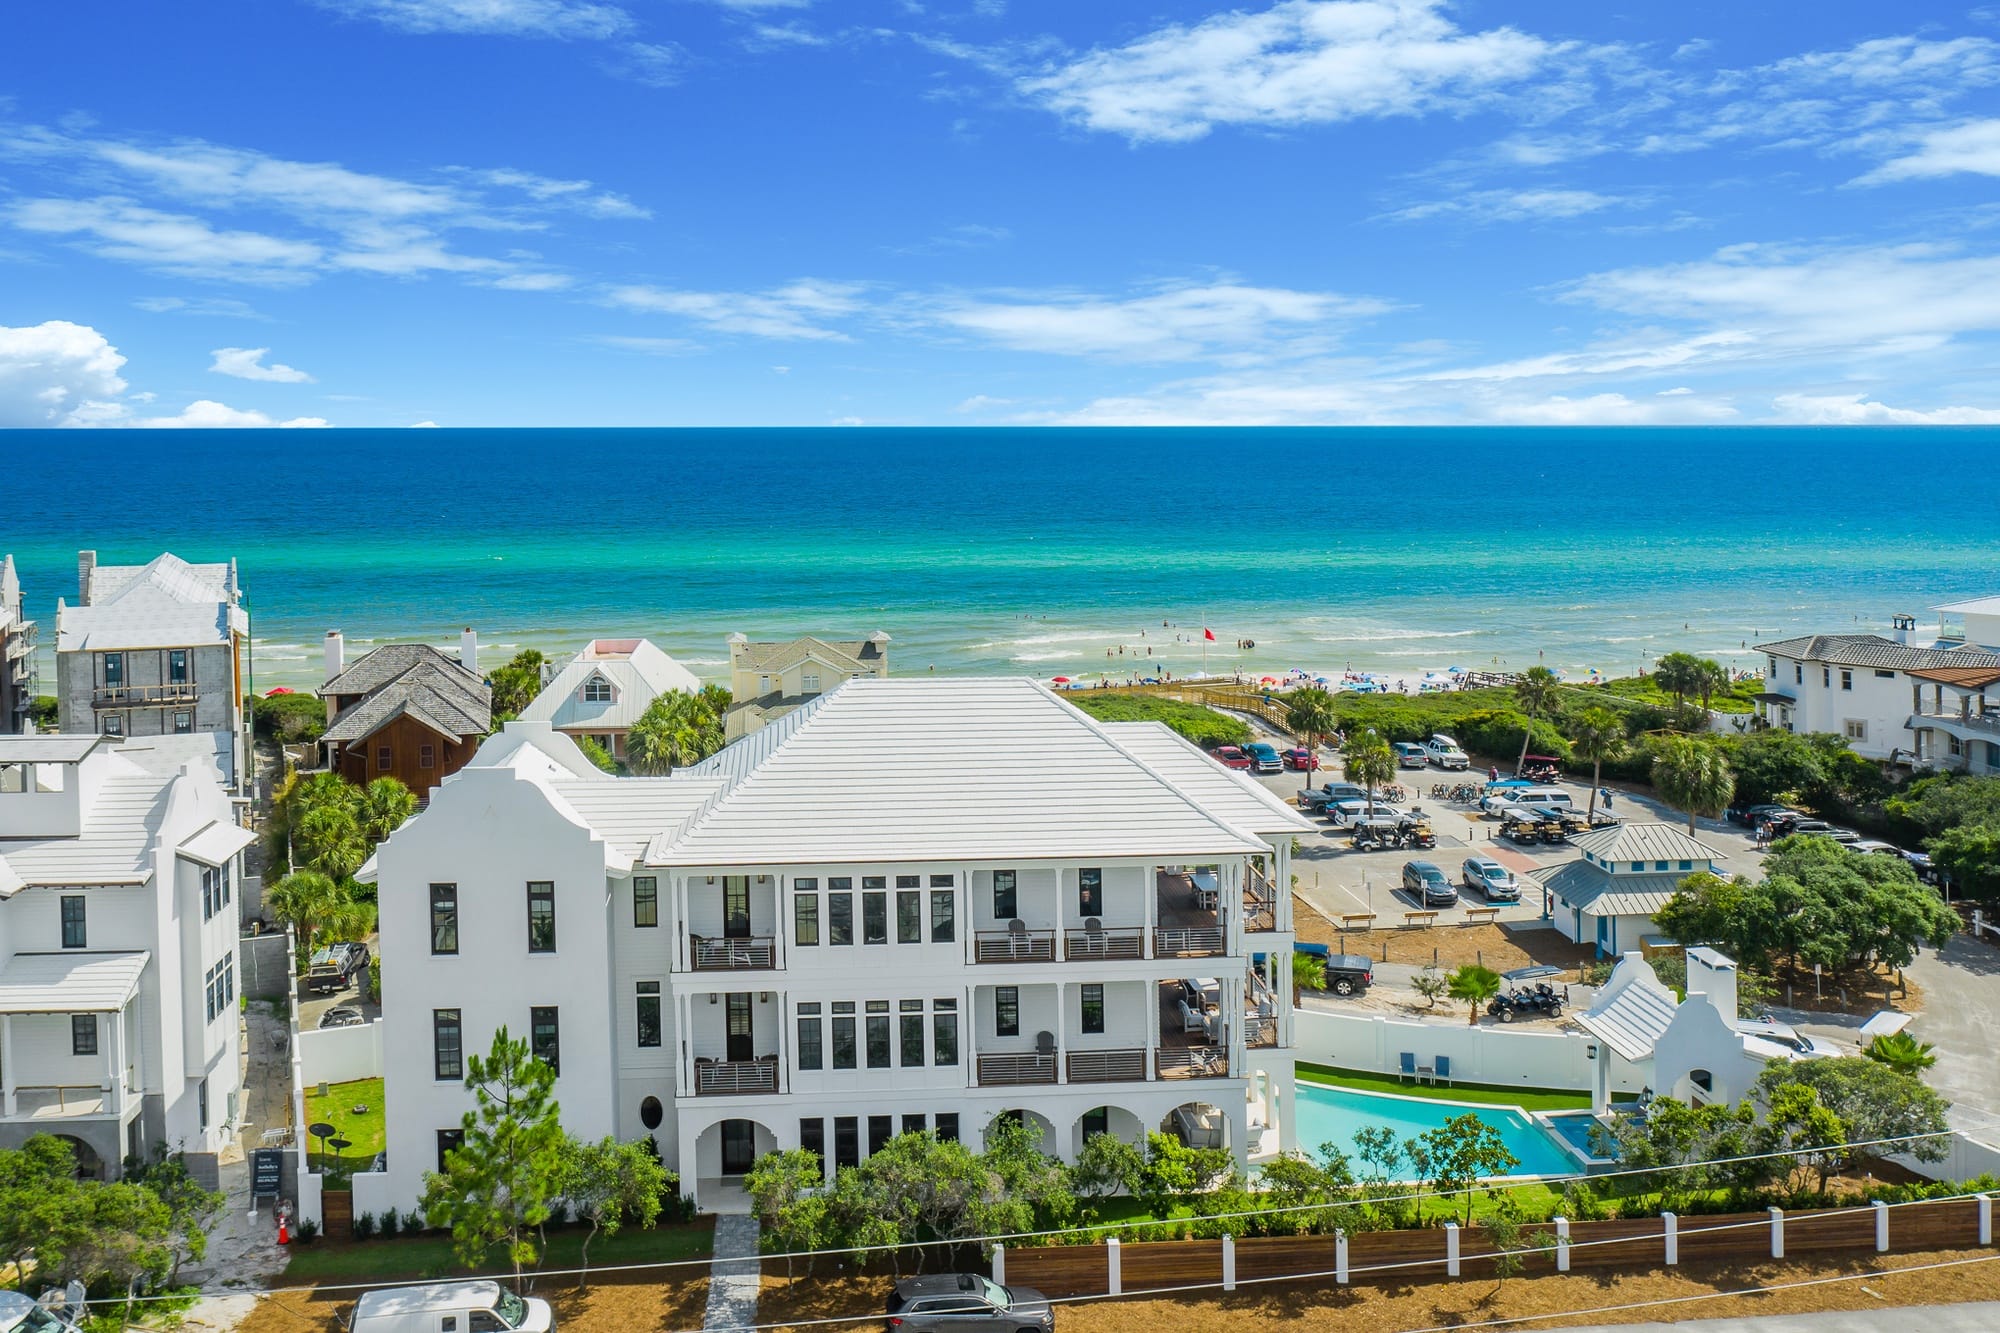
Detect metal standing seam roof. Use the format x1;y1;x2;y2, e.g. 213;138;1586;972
57;553;244;652
1567;822;1717;865
0;735;111;764
1754;633;2000;672
0;950;150;1013
653;677;1274;867
1934;596;2000;616
1533;861;1689;916
548;777;724;866
1576;964;1680;1062
519;640;702;732
0;769;172;894
177;819;257;867
1099;722;1316;837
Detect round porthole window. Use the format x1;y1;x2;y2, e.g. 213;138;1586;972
640;1096;664;1130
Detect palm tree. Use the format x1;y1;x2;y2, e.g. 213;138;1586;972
1650;735;1735;835
1290;952;1327;1005
1864;1031;1937;1075
1341;730;1396;818
1283;687;1339;791
1652;652;1704;715
1693;658;1731;717
296;803;369;881
267;769;361;873
358;776;417;844
1568;707;1626;822
1447;965;1502;1026
627;690;727;775
266;870;358;961
696;681;733;721
1512;665;1562;777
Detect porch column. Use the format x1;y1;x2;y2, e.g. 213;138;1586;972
1;1013;14;1117
1143;864;1158;959
775;991;790;1095
1591;1041;1609;1115
105;1010;123;1115
1054;982;1067;1085
1145;974;1160;1081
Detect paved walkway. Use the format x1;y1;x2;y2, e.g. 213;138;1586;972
702;1214;762;1331
1550;1300;2000;1332
1904;933;2000;1142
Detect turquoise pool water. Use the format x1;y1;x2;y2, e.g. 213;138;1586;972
1294;1083;1577;1178
1543;1111;1621;1164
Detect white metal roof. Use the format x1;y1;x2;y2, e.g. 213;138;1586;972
550;777;723;866
1099;722;1316;838
57;553;245;652
177;819;256;867
1576;956;1680;1062
1569;822;1716;865
519;639;702;732
0;767;171;894
0;736;110;764
115;732;235;785
0;951;149;1014
1935;596;2000;616
655;677;1272;866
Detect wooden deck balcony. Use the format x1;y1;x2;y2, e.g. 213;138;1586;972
1063;925;1145;961
1156;1047;1230;1080
975;1052;1058;1086
1154;926;1226;958
692;1057;779;1096
93;682;200;708
973;929;1057;964
689;935;777;971
1244;1015;1278;1048
1065;1048;1147;1083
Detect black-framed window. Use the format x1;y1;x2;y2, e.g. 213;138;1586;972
834;1116;859;1169
995;986;1019;1037
800;1118;825;1167
993;870;1017;920
1082;1107;1109;1140
828;889;853;946
723;876;751;935
930;890;955;942
831;1009;856;1069
60;896;86;949
896;890;921;944
794;880;819;945
1081;983;1105;1034
797;1003;823;1070
1079;868;1103;918
636;982;662;1048
933;999;959;1065
865;1001;891;1068
168;648;188;683
71;1013;97;1056
903;1113;927;1136
900;999;925;1066
633;877;658;928
526;881;556;953
419;743;435;769
935;1112;959;1143
433;1009;463;1080
102;652;123;687
430;884;459;955
531;1006;560;1075
437;1128;465;1172
868;1115;892;1156
862;884;888;945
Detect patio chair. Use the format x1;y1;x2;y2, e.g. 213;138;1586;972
1007;917;1029;958
1398;1052;1417;1082
1435;1055;1452;1086
1181;1000;1207;1033
1035;1031;1056;1071
1082;916;1104;955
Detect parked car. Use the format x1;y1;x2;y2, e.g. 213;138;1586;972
1212;745;1252;771
1245;741;1284;774
886;1274;1053;1332
1401;860;1458;907
1424;734;1470;770
318;1006;367;1030
1758;810;1808;837
1725;801;1787;827
1392;742;1429;769
351;1282;553;1333
1734;1017;1843;1057
1295;944;1373;997
1460;857;1521;902
1901;848;1940;883
306;942;371;994
1284;747;1322;771
1299;781;1368;811
0;1293;81;1333
1329;799;1403;825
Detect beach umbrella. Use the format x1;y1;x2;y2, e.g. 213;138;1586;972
1051;676;1072;684
1314;675;1330;683
1260;676;1278;684
265;687;295;696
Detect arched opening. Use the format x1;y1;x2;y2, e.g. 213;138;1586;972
639;1096;664;1130
1072;1105;1147;1158
53;1134;105;1181
1161;1101;1231;1152
984;1107;1056;1151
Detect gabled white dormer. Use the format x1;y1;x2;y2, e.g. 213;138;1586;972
580;671;617;705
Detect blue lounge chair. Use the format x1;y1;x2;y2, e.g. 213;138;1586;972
1399;1052;1417;1082
1435;1055;1452;1086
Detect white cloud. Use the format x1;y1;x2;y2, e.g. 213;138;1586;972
488;271;574;291
477;168;649;218
749;22;828;47
929;282;1388;361
1017;0;1561;142
0;321;129;427
587;334;704;355
1488;391;1738;424
1422;330;1757;383
409;420;441;427
1769;392;2000;424
1857;117;2000;184
1382;188;1631;225
130;400;331;428
313;0;632;39
134;295;267;319
603;280;866;340
210;347;315;383
8;197;324;283
955;394;1014;412
606;42;687;86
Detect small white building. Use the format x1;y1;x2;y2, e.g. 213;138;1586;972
517;639;702;763
357;677;1310;1215
1535;822;1717;957
0;556;35;736
0;734;251;1177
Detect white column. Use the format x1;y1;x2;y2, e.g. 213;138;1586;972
1053;982;1067;1084
1335;1229;1349;1284
1769;1206;1785;1258
1978;1194;1993;1246
1;1013;13;1116
775;992;790;1095
1662;1211;1678;1266
106;1011;125;1116
1874;1199;1890;1252
991;1243;1006;1284
1444;1222;1460;1276
1554;1216;1571;1272
1106;1236;1122;1296
1146;972;1160;1081
1143;864;1158;958
1221;1233;1236;1292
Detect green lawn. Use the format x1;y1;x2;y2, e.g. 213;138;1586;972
304;1077;385;1182
1297;1062;1593;1112
286;1217;715;1282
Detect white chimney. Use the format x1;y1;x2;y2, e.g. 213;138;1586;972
460;627;479;671
78;549;96;605
1685;946;1739;1023
1891;613;1915;646
324;630;345;682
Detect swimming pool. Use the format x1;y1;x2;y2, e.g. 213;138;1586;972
1293;1082;1577;1178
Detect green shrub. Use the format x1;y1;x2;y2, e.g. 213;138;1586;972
254;692;328;744
296;1217;320;1244
1065;694;1252;747
577;736;617;773
28;696;58;730
379;1207;399;1239
351;1211;376;1240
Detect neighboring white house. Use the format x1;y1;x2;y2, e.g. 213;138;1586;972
356;676;1310;1215
1536;822;1718;957
0;733;251;1178
55;552;248;790
0;556;35;736
724;632;889;740
517;638;702;762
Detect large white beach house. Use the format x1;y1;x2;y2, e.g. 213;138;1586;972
356;677;1310;1213
0;733;251;1178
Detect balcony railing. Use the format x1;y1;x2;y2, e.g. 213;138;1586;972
93;682;200;707
1157;1047;1230;1079
973;929;1057;964
1243;864;1278;932
690;935;777;970
1066;1048;1146;1083
1911;710;2000;739
1154;926;1226;958
1245;1016;1278;1048
8;1084;120;1118
1063;926;1145;961
975;1052;1058;1086
693;1057;779;1096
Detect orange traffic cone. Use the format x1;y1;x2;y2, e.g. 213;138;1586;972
278;1214;290;1245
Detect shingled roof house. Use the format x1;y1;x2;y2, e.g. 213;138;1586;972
724;632;889;740
318;629;491;799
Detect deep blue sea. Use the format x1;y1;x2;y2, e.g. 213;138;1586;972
8;426;1997;690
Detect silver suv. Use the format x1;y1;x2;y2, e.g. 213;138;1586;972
887;1275;1053;1332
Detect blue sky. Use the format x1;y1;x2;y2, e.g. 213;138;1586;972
5;0;2000;427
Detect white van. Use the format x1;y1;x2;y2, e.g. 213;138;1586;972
1510;787;1574;812
350;1282;554;1333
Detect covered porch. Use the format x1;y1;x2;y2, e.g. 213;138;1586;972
1907;664;2000;774
0;951;149;1177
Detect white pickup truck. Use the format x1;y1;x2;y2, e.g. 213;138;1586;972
1424;733;1470;770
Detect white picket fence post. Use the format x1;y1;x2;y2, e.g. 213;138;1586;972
1221;1233;1236;1292
1770;1207;1785;1259
1445;1222;1460;1277
1874;1200;1890;1253
1106;1236;1121;1296
1981;1193;1995;1246
1335;1229;1350;1284
1555;1216;1571;1273
1662;1212;1678;1266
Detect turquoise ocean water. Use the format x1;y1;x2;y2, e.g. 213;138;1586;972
7;426;1997;692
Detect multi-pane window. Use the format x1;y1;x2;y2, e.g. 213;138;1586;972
903;1113;927;1136
862;880;888;945
526;881;556;952
724;876;751;936
995;986;1019;1037
794;883;820;946
865;1000;892;1068
431;884;459;954
1081;983;1105;1034
797;1002;823;1070
103;714;122;736
636;982;662;1048
377;744;392;771
834;1116;859;1169
993;870;1017;920
203;956;237;1022
419;744;435;770
900;999;925;1066
173;711;193;735
103;653;123;687
434;1009;463;1080
868;1115;892;1156
831;1003;857;1069
583;675;612;703
633;877;659;928
530;1006;560;1075
1079;868;1103;918
60;896;85;948
936;1112;959;1143
199;862;232;921
1082;1107;1108;1140
930;889;955;942
800;1118;825;1166
896;887;922;944
168;648;188;683
933;999;959;1065
71;1014;97;1056
828;882;853;945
